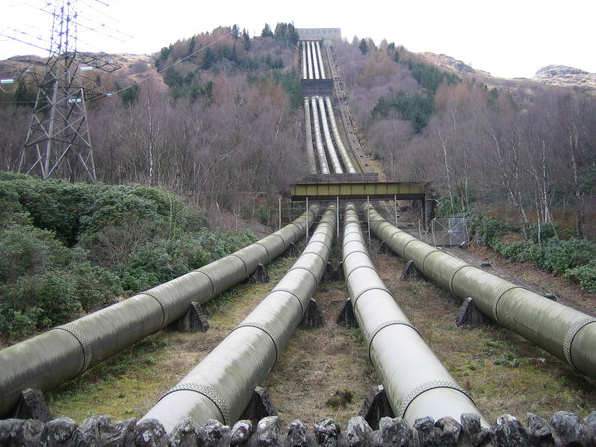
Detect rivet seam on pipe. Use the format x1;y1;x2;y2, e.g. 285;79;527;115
397;380;471;419
343;238;366;250
342;249;370;264
301;250;328;268
563;317;596;371
420;249;441;275
286;223;302;239
352;286;392;307
229;253;248;278
254;242;271;263
343;228;362;237
143;292;171;329
367;320;419;361
492;285;526;324
159;383;230;425
308;239;331;252
449;264;478;293
346;264;379;282
401;239;418;259
288;266;319;287
230;322;279;364
388;230;404;248
270;288;305;315
53;325;92;375
270;233;287;250
193;270;216;300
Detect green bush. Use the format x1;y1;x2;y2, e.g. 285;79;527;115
472;215;516;248
565;260;596;293
0;173;256;340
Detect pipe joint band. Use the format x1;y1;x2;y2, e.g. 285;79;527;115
230;322;279;363
194;270;216;300
308;239;331;252
288;266;319;287
270;233;287;250
254;242;271;263
343;238;366;250
301;250;327;267
53;325;92;375
160;383;230;425
397;379;471;419
353;286;392;307
563;317;596;371
271;288;305;315
401;239;418;259
346;264;378;282
388;231;404;248
229;254;248;278
342;249;370;264
449;264;477;293
421;249;441;274
143;292;171;329
368;320;418;360
492;285;526;324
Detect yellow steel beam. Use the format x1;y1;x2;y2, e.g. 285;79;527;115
290;182;425;201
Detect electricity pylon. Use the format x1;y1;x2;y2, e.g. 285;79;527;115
16;0;120;182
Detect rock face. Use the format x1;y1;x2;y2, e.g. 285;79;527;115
533;65;596;90
2;411;596;446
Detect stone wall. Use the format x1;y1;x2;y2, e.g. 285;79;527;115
2;411;596;446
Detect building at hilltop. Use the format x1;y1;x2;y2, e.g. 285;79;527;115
296;28;341;45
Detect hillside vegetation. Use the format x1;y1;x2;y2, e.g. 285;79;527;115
0;172;255;341
333;39;595;242
0;24;307;219
0;26;594;294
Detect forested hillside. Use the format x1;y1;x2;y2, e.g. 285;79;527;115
1;26;595;298
333;39;596;241
0;24;306;221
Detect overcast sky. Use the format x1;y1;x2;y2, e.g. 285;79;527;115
1;0;594;79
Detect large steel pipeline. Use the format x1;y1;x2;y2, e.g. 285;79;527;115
142;206;337;431
364;204;596;380
309;41;319;80
301;42;308;79
0;206;320;418
305;41;314;80
310;96;330;174
303;97;317;174
342;204;487;425
324;96;357;174
315;41;326;79
317;96;343;174
311;41;321;80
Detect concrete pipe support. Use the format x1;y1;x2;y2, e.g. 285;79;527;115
363;204;596;380
142;206;337;431
342;204;486;425
0;206;320;418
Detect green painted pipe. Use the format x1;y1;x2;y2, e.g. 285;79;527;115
142;206;337;431
343;204;487;425
0;206;320;418
363;203;596;380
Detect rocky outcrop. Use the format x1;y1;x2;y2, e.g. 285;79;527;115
2;411;596;446
533;65;596;90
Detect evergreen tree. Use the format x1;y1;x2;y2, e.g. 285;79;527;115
359;38;369;55
261;24;274;38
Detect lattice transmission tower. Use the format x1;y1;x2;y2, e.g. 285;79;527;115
13;0;121;182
